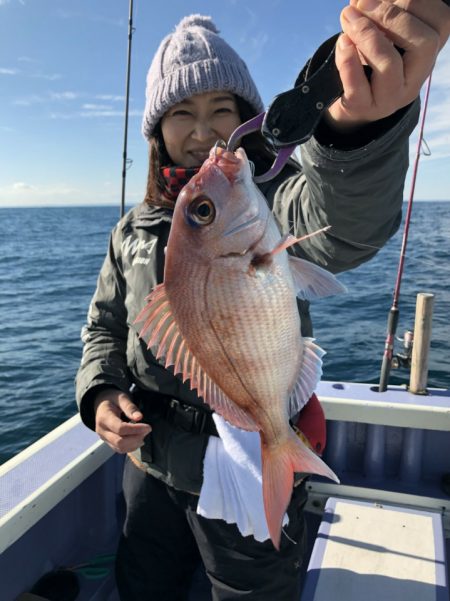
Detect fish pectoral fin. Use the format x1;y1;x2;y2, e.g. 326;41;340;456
288;338;325;416
134;283;258;432
288;255;347;301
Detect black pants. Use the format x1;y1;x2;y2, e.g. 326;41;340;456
116;457;308;601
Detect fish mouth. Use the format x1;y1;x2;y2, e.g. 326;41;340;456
208;145;241;183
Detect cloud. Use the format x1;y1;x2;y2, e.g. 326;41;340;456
6;67;61;80
408;44;450;163
13;91;127;112
50;108;142;119
0;0;25;6
31;72;61;81
11;87;138;119
4;56;60;80
0;67;18;75
433;43;450;90
0;182;79;206
13;182;35;190
56;9;124;27
245;31;269;63
82;103;112;111
13;94;46;106
236;28;269;64
49;91;79;101
426;101;450;134
79;110;139;117
14;91;78;106
0;180;128;207
242;6;258;26
95;94;124;102
18;56;38;63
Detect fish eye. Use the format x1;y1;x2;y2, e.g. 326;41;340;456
189;195;216;225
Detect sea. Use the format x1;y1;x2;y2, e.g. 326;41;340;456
0;202;449;465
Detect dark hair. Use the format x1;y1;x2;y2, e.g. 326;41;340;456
144;96;276;209
144;122;174;209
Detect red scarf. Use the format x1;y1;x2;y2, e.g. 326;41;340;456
161;166;200;202
296;393;326;455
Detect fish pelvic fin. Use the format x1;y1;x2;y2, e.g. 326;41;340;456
288;338;325;416
262;431;339;550
288;255;347;301
134;284;258;432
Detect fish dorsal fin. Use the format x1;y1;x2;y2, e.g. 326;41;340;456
288;256;347;301
288;338;325;416
134;284;259;432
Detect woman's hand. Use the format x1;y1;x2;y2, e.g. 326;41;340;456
326;0;450;131
94;388;152;454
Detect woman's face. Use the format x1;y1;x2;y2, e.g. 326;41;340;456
161;91;241;167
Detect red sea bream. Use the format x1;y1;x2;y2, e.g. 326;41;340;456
136;146;345;548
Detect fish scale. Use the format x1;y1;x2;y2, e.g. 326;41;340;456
203;260;301;417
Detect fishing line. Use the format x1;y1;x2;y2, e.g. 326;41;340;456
281;527;297;545
324;233;383;252
378;74;434;392
292;220;384;252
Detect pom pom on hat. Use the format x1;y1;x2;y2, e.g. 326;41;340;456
141;14;264;141
175;14;219;34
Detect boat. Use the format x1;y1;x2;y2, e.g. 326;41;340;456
2;5;449;599
1;375;449;600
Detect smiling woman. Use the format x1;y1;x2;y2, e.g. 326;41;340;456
145;92;275;208
161;92;241;167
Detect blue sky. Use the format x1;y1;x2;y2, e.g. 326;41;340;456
1;0;449;208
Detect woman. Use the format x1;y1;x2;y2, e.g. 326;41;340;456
76;6;449;600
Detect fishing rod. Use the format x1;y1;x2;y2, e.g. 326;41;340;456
120;0;134;218
378;0;450;392
378;73;434;392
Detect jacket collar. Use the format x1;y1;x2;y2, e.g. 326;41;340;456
134;201;173;229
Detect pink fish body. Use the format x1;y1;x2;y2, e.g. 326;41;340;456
136;146;344;548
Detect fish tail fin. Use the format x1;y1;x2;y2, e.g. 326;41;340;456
261;431;339;550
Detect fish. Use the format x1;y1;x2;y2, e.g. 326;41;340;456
135;145;345;549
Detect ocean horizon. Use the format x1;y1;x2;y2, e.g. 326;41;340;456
1;198;449;210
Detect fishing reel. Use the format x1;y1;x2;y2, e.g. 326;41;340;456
391;330;414;369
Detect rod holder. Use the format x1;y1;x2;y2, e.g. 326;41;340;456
325;421;348;472
409;293;434;395
364;424;385;480
399;428;424;483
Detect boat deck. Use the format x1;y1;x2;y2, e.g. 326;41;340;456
1;381;449;600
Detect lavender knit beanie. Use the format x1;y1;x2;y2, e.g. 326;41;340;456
141;14;264;141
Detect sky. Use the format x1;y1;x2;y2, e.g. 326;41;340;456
0;0;449;208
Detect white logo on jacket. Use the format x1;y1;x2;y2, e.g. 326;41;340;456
121;235;157;266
